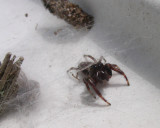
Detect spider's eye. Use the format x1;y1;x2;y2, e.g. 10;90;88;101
98;63;103;68
96;62;103;70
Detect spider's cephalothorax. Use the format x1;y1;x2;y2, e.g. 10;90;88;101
67;55;130;105
87;62;112;81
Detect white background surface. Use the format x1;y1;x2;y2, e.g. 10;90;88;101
0;0;160;128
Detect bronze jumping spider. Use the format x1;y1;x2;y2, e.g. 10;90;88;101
67;55;130;105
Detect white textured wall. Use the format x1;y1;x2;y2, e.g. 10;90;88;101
0;0;160;128
73;0;160;87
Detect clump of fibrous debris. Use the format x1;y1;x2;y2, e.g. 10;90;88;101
42;0;94;29
0;53;39;116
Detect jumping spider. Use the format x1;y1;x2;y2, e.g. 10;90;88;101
67;55;130;105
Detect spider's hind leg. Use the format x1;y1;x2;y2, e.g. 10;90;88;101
72;72;80;81
67;67;80;81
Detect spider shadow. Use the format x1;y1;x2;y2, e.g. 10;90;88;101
80;81;126;107
37;25;88;44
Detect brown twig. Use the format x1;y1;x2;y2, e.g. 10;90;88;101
0;53;24;115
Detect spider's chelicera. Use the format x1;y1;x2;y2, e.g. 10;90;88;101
67;55;130;105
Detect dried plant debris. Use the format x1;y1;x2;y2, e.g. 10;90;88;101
0;53;23;115
0;53;39;116
42;0;94;29
25;13;28;17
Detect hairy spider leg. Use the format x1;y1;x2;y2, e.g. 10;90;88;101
99;56;106;63
67;67;80;80
108;64;130;85
83;78;96;99
87;78;111;105
67;67;79;73
84;55;97;63
72;72;80;80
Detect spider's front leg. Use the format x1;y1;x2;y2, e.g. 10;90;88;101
84;55;97;63
108;64;130;85
87;78;111;105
